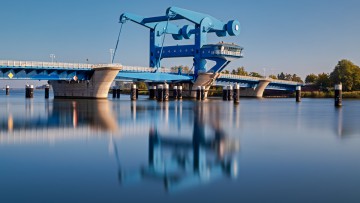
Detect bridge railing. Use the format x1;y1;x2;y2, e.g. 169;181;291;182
122;66;194;74
214;50;242;57
0;60;94;69
92;63;122;69
122;66;154;72
219;74;261;81
269;78;303;85
219;73;303;85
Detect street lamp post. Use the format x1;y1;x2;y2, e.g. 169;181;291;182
50;54;55;63
110;49;114;64
263;68;266;78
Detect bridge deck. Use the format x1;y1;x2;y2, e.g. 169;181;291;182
0;60;303;90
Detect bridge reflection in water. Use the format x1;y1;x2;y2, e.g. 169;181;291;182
114;104;240;193
0;98;241;192
0;99;119;144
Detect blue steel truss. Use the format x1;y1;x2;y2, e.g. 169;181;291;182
119;7;243;80
216;77;304;91
0;62;93;80
116;72;193;82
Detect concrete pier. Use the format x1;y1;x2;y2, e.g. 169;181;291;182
49;66;122;99
239;79;270;97
189;72;220;99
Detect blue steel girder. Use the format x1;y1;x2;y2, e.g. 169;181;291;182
266;83;299;91
116;72;193;82
216;76;302;91
0;67;92;80
216;77;259;85
166;7;241;37
118;7;242;80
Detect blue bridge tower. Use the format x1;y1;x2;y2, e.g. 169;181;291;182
119;7;243;81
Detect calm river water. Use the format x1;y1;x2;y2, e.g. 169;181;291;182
0;90;359;203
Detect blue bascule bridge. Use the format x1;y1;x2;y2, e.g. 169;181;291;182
0;7;303;99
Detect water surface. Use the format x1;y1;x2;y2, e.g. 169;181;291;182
0;90;359;203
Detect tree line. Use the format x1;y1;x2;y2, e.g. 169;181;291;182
305;59;360;91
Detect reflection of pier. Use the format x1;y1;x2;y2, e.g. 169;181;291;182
0;99;118;132
116;105;240;192
0;100;242;146
0;99;119;143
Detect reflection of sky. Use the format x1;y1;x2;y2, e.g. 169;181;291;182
0;94;360;202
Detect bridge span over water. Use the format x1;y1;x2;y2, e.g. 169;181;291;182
0;60;302;98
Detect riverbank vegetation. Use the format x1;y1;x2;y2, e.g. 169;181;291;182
301;91;360;98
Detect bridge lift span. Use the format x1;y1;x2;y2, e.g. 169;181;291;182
118;7;243;80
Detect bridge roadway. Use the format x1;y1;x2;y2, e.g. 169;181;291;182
0;60;302;92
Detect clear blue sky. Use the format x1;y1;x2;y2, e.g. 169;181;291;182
1;0;360;87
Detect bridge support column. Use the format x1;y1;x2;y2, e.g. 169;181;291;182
222;86;227;100
5;85;9;96
116;88;121;98
45;84;50;99
196;86;201;100
149;85;156;100
157;84;164;102
112;87;116;98
201;86;206;100
173;86;178;100
49;67;121;99
186;73;220;99
25;85;34;98
178;86;183;99
296;86;301;102
335;83;342;107
227;85;233;101
164;84;169;101
240;80;271;98
233;84;240;104
131;84;137;101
